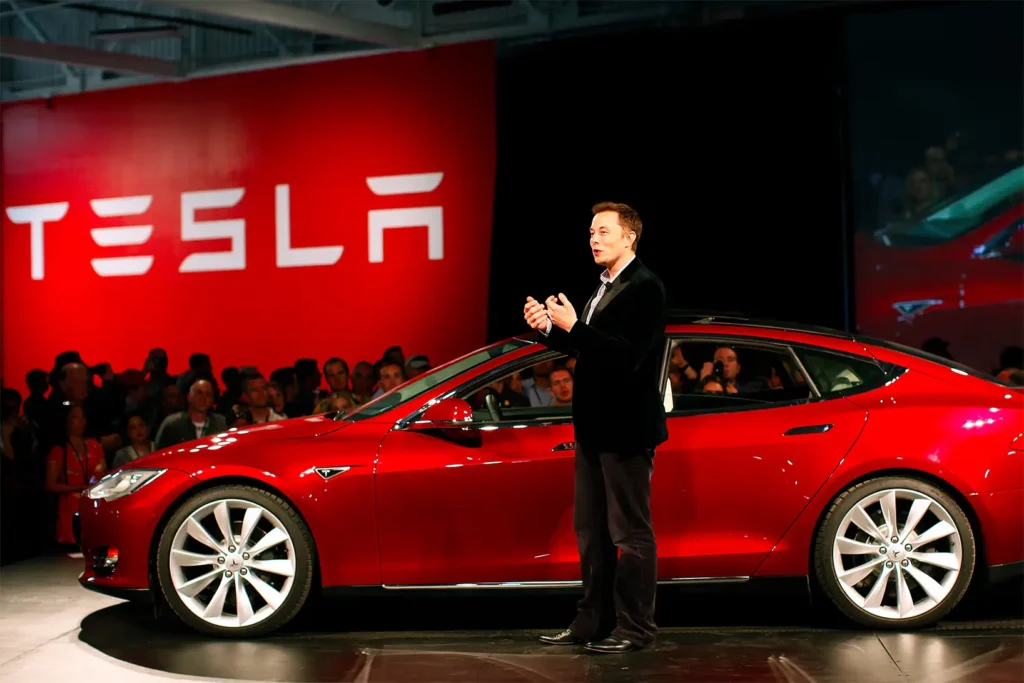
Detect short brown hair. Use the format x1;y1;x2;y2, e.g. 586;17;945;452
592;201;642;251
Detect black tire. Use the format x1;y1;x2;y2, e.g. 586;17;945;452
156;485;315;637
813;477;976;630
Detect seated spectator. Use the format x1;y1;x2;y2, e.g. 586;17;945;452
903;167;939;218
324;358;350;393
698;346;770;394
148;383;183;437
270;367;299;407
112;412;155;468
267;381;288;417
289;359;321;416
155;379;227;450
550;366;574;407
238;372;286;424
350;361;375;404
406;355;431;379
372;360;406;398
313;391;357;416
46;403;106;549
521;360;555;407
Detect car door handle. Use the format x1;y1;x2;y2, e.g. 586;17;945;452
784;424;833;436
552;441;576;451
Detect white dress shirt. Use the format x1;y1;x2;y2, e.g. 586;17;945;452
543;253;635;335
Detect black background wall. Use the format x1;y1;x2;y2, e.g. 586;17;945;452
486;10;849;342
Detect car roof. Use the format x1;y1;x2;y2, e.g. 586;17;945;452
665;310;855;341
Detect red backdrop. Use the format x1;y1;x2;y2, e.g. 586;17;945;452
1;42;496;392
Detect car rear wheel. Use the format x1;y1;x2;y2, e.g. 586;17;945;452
156;485;315;637
814;477;975;629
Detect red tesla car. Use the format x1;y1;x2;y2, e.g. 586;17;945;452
77;315;1024;637
855;163;1023;372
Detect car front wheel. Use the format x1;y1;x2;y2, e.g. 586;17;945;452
814;477;976;629
156;485;315;636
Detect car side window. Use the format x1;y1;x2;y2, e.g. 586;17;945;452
666;339;813;414
794;348;888;397
460;354;575;423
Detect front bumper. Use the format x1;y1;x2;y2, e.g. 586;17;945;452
77;468;195;593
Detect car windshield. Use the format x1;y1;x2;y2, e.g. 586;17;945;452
339;340;531;421
878;163;1023;246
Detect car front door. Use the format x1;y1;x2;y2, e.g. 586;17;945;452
374;353;581;586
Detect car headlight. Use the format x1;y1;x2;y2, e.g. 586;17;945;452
87;469;166;501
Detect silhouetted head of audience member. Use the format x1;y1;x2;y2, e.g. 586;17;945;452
189;353;212;374
144;348;169;377
384;346;405;367
26;369;48;396
1;388;22;421
922;337;953;360
267;381;286;414
405;355;430;379
50;351;84;389
378;361;405;393
119;369;147;410
60;362;90;403
222;367;242;395
270;368;299;402
294;359;321;394
1000;345;1023;372
351;361;374;397
324;358;350;393
162;384;183;414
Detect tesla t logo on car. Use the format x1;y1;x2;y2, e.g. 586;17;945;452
3;172;445;280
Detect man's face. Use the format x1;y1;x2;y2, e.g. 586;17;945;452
188;381;214;412
147;350;168;374
325;362;349;392
550;369;573;404
352;364;374;394
589;211;633;268
714;348;740;381
62;363;89;402
379;364;404;392
245;378;269;409
163;385;182;412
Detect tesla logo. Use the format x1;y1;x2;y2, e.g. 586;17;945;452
3;172;444;280
892;299;942;323
314;467;351;481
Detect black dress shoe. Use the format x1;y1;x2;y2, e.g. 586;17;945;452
584;636;642;653
538;629;585;646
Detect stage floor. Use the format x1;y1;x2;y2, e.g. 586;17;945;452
0;554;1021;682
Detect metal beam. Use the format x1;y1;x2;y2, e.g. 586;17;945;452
0;36;181;77
7;0;76;81
145;0;421;48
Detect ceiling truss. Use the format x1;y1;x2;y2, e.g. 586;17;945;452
0;0;837;101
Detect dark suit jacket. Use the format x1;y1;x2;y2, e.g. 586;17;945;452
155;411;228;451
539;256;669;451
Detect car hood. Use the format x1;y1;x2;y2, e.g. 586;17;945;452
124;414;351;471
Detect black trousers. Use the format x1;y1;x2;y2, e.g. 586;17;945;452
569;441;657;647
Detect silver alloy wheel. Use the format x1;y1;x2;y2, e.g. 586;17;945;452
832;488;962;620
168;498;296;629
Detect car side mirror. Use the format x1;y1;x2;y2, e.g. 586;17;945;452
408;397;474;429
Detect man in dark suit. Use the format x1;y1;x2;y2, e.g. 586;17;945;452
524;201;668;653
